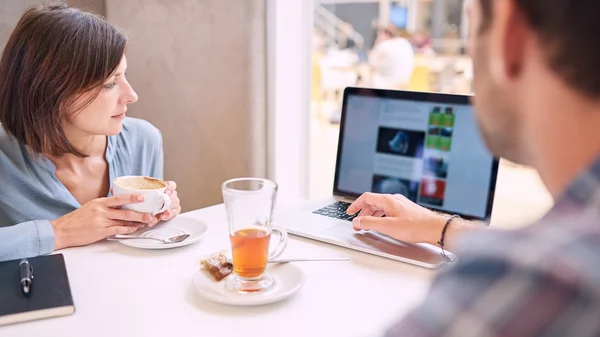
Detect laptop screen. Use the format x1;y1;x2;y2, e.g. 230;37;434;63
334;88;499;221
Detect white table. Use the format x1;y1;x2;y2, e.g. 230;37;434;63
2;203;438;337
3;164;554;337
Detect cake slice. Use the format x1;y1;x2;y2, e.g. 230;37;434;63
200;252;233;281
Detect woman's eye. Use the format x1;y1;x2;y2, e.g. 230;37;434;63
103;82;117;90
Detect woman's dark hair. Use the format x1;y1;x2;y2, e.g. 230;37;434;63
0;1;127;157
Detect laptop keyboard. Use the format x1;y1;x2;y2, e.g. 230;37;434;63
312;201;358;221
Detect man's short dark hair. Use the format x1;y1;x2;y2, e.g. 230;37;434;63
480;0;600;99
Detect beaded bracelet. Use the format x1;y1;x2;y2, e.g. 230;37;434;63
437;214;460;263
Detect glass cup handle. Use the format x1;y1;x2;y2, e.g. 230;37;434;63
268;226;288;260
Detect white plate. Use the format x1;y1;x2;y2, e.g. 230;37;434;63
116;215;208;249
193;263;305;306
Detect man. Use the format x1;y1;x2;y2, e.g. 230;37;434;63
368;26;415;90
348;0;600;335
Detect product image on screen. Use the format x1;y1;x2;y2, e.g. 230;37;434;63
372;175;420;202
423;155;449;179
419;178;447;206
429;106;442;125
376;127;425;158
440;127;453;137
426;106;455;152
336;91;497;220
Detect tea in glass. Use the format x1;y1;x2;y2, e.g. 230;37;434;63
222;178;288;293
230;228;270;278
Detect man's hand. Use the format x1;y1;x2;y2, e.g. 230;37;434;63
348;193;483;250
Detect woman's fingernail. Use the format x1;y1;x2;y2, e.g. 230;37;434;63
137;195;145;201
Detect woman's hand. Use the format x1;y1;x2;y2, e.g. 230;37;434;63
51;194;158;250
155;181;181;222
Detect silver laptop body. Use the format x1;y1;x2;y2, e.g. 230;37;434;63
278;87;500;269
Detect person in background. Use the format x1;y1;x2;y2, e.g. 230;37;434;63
368;25;415;90
350;0;600;335
0;2;181;262
411;29;434;55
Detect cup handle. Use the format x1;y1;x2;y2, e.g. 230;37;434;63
151;193;172;216
268;226;288;260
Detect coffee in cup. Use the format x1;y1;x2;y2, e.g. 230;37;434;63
112;176;171;216
114;176;166;190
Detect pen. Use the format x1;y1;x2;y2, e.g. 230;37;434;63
19;259;33;295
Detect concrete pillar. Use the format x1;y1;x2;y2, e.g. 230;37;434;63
431;0;447;39
379;0;391;27
106;0;268;210
406;0;419;33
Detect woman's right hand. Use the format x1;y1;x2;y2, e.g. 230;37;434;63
50;194;157;250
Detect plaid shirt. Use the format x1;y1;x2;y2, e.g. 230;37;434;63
385;159;600;337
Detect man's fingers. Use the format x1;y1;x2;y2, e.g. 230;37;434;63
347;195;366;215
357;206;376;218
373;210;385;217
352;215;395;232
101;194;145;208
347;193;389;215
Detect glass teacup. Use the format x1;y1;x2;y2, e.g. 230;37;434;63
222;178;287;293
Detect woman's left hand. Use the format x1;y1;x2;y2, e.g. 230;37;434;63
153;181;181;224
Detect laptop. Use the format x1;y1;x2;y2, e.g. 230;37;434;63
278;87;500;269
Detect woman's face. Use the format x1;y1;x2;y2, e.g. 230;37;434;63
64;56;138;138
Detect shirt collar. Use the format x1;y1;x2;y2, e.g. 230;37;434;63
554;156;600;209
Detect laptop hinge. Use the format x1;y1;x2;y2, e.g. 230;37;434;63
335;195;357;203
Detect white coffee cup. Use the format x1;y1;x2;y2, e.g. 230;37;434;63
112;176;171;216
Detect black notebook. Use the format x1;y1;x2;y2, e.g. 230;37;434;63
0;254;75;326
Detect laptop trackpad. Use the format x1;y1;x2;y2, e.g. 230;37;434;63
321;224;444;265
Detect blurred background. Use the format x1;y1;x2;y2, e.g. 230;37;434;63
310;0;472;199
0;0;553;228
307;0;552;229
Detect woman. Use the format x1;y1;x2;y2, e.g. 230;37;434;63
0;2;181;261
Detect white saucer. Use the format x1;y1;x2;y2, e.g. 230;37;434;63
116;215;208;249
193;263;305;306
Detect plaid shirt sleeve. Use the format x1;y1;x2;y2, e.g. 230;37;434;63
383;252;596;337
382;158;600;337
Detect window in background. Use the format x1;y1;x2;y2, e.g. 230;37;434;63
309;0;471;199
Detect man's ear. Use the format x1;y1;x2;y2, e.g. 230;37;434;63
488;0;529;83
